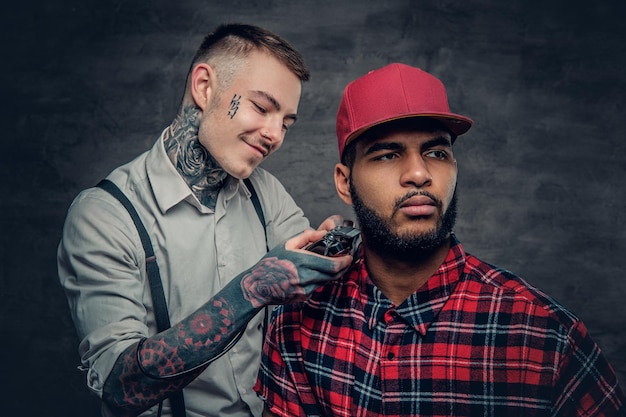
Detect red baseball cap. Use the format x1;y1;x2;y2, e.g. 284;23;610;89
336;63;473;160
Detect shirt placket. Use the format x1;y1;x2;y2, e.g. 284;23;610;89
380;308;405;415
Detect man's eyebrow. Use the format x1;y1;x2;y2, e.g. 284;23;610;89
364;141;405;155
422;135;453;150
363;134;452;155
251;90;298;122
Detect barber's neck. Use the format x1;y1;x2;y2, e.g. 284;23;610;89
163;105;229;210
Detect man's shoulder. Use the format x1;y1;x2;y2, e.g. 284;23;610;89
68;142;152;204
62;185;144;247
462;253;580;327
246;167;307;231
270;302;306;330
69;185;126;216
276;275;352;317
247;167;284;190
65;143;154;230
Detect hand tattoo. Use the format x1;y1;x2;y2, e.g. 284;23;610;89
240;242;352;308
164;105;229;209
241;257;305;308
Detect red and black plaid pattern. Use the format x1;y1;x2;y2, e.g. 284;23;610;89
256;236;624;417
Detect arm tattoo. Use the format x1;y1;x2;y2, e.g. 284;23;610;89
103;279;261;416
139;297;237;377
102;238;346;414
163;105;229;209
240;257;305;307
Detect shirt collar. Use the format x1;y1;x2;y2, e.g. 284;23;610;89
357;234;467;335
146;131;244;215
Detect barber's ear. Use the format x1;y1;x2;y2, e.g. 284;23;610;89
190;63;217;111
334;163;352;205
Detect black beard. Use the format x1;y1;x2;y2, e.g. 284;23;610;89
350;181;457;263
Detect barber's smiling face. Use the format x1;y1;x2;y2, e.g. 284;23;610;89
196;50;302;179
336;121;458;246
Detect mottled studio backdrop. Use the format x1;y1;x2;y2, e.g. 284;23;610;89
1;0;625;415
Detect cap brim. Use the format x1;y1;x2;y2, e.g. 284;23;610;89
344;112;473;149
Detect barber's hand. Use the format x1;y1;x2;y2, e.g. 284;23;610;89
316;214;345;232
239;229;353;307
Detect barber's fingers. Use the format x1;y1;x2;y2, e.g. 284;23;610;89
274;243;353;275
316;214;344;232
285;229;327;251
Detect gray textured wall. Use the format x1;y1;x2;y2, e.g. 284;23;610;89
2;1;625;415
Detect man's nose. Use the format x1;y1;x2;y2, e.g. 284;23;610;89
399;153;432;188
262;118;284;145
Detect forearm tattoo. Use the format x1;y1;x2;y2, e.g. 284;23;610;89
102;241;347;414
139;297;237;376
163;105;229;209
103;288;259;415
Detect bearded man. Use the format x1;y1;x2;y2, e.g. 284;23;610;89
255;63;625;417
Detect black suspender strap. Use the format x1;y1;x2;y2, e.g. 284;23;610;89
244;177;269;252
96;178;270;417
243;178;272;340
97;180;172;331
96;179;186;417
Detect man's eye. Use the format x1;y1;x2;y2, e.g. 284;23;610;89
253;103;267;113
374;153;398;161
425;150;449;159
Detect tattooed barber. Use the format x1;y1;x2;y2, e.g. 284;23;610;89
57;23;352;417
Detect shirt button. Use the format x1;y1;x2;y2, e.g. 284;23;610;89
387;352;395;360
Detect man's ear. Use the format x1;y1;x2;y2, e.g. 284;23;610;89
189;63;217;111
334;163;353;205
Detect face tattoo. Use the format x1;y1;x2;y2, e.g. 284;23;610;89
228;93;241;119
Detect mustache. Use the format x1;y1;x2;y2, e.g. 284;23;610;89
393;190;443;213
241;134;271;156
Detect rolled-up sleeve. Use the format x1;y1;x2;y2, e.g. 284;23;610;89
57;188;150;396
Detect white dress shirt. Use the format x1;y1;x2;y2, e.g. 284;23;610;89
58;133;309;417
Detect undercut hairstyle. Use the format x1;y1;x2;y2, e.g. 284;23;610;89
188;23;310;91
341;117;457;168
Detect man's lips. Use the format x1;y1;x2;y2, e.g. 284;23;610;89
246;141;268;157
398;195;437;217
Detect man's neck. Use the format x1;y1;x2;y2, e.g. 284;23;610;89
163;105;229;209
363;238;451;306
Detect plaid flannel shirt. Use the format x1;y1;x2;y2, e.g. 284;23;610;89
256;236;624;417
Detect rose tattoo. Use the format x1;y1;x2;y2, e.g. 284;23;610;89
163;105;228;208
241;257;305;308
